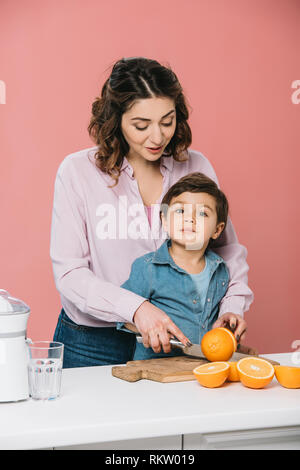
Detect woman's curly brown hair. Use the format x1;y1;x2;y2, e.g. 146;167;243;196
88;57;192;187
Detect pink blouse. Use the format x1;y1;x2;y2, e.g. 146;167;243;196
50;147;253;327
145;206;152;227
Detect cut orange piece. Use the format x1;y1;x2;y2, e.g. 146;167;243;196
201;327;237;362
275;365;300;389
237;357;274;389
193;362;229;388
227;361;240;382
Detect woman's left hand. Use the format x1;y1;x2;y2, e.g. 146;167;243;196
212;312;247;343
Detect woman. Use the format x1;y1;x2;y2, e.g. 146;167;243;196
51;57;253;368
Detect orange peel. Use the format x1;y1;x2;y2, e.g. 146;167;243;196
201;327;237;362
274;365;300;389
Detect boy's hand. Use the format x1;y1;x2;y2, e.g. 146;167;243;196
212;312;247;343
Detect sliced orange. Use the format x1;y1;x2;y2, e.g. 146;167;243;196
193;362;229;388
237;357;274;389
201;327;237;362
275;365;300;389
227;361;240;382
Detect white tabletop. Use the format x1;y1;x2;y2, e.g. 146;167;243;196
0;353;299;450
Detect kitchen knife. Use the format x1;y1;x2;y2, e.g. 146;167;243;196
136;336;280;365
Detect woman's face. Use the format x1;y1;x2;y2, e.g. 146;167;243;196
120;97;176;162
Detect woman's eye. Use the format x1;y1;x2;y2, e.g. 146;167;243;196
135;121;173;131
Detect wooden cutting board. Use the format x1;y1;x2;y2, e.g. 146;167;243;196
112;356;208;383
112;354;280;383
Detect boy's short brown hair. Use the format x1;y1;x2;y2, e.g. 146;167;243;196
161;172;229;231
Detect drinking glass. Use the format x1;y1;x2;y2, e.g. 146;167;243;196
28;341;64;400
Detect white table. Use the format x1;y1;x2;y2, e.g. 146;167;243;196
0;353;300;450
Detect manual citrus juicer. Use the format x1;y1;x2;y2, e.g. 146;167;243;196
0;289;31;402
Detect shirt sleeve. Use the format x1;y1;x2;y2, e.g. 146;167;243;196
194;152;254;317
50;161;146;323
213;216;254;317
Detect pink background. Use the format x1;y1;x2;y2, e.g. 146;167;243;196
0;0;299;354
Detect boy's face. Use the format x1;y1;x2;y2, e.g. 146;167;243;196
161;192;225;251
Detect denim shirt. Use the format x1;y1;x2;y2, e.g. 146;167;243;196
117;239;229;360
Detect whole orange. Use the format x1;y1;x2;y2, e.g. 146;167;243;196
201;327;237;362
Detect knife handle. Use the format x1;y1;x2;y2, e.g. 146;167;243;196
169;339;184;348
136;336;184;349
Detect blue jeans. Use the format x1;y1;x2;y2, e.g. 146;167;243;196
53;309;136;368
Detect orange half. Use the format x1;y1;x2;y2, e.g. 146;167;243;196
275;365;300;389
227;361;240;382
193;361;229;388
237;357;274;389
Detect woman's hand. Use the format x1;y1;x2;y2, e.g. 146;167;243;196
133;301;191;354
212;313;258;355
212;312;247;342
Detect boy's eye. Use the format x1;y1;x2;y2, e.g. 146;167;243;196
135;121;174;131
174;209;207;216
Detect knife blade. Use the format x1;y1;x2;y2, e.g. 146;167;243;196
136;336;280;365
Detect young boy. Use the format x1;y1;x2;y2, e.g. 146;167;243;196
117;172;233;360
